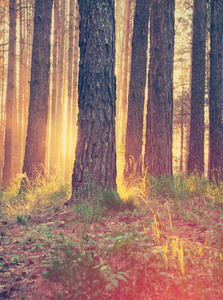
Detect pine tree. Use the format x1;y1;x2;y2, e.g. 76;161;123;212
70;0;117;201
144;0;175;177
22;0;53;181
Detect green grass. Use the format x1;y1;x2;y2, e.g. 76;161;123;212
0;171;223;299
0;173;70;222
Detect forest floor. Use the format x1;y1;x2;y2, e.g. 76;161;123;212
0;176;223;299
0;205;149;299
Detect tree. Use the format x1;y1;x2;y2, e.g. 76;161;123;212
120;0;132;145
66;0;74;176
209;0;223;180
0;4;7;183
70;0;116;201
144;0;175;177
50;0;59;172
71;6;79;164
56;0;65;170
3;0;16;186
123;0;150;183
18;0;24;174
187;0;206;174
22;0;53;181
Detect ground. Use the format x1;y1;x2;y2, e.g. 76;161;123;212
0;193;223;299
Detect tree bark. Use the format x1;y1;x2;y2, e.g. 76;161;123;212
71;7;79;165
144;0;175;177
18;0;24;174
209;0;223;180
123;0;150;183
0;8;6;183
66;0;74;176
50;0;59;172
187;0;206;174
56;0;65;170
115;1;125;144
120;0;131;146
22;0;53;181
3;0;16;186
70;0;116;200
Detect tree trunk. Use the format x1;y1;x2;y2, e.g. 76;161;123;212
71;7;79;165
56;0;65;170
115;1;125;144
12;71;19;177
123;0;150;183
180;101;184;172
120;0;131;145
66;0;74;176
144;0;175;177
22;0;53;181
22;0;34;170
0;8;6;183
18;0;24;174
209;0;223;180
187;0;206;174
50;0;59;172
3;0;16;186
70;0;116;200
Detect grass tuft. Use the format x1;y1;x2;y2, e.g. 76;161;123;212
100;188;136;212
0;169;223;299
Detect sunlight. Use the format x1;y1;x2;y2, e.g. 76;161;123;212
62;96;67;160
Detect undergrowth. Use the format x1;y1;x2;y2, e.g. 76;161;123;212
0;171;223;299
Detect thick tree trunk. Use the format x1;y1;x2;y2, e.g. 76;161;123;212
22;0;53;181
70;0;116;200
3;0;16;186
187;0;206;174
123;0;150;183
209;0;223;180
144;0;175;177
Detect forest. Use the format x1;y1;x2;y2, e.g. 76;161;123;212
0;0;222;299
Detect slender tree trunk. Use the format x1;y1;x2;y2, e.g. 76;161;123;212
62;22;68;177
188;0;206;174
50;0;59;172
18;0;24;174
12;69;18;177
180;102;184;172
115;1;125;143
65;0;74;176
123;0;150;183
206;41;210;177
209;0;223;180
144;0;175;177
0;9;6;183
70;0;116;201
56;0;65;170
3;0;16;186
180;65;186;172
22;0;34;167
120;0;131;145
71;7;79;164
22;0;53;181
